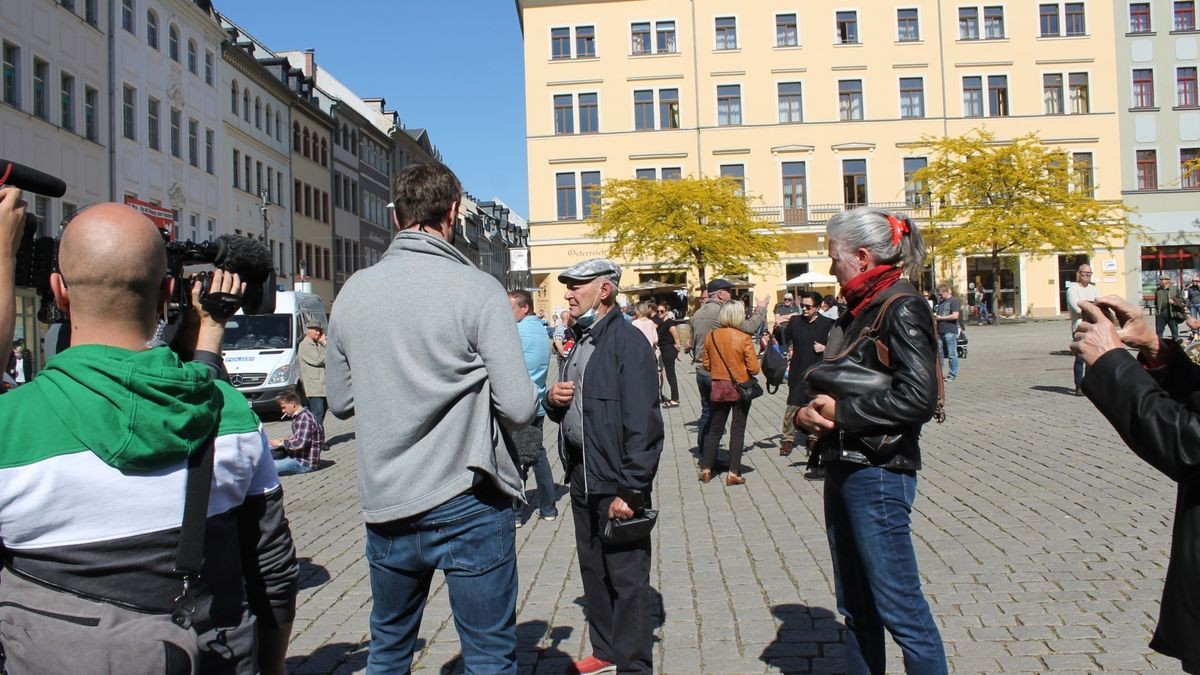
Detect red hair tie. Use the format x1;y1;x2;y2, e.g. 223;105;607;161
887;214;910;246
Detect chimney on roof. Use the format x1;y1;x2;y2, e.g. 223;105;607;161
304;48;315;78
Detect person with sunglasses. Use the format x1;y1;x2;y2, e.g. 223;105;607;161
780;292;833;476
654;305;682;407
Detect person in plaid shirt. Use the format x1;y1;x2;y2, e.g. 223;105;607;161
270;390;324;475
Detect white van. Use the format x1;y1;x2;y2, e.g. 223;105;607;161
221;291;327;414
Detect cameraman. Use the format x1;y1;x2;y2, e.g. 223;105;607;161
0;203;298;674
0;187;27;349
1071;295;1200;673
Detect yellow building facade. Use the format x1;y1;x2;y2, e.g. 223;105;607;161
518;0;1127;318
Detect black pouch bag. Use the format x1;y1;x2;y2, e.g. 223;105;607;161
601;509;659;545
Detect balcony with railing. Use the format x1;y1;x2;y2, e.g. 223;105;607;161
751;201;937;228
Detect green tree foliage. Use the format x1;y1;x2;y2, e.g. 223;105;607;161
916;130;1138;315
591;176;780;293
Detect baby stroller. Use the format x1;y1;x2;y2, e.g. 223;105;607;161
956;325;968;358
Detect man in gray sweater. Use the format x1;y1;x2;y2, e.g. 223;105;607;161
325;162;537;674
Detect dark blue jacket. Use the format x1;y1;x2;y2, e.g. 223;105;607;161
546;310;664;496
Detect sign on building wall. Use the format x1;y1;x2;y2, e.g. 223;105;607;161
510;248;530;272
124;197;176;237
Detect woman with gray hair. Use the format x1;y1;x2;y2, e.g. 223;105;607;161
795;207;947;673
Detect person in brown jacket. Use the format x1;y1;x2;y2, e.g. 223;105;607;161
699;300;761;485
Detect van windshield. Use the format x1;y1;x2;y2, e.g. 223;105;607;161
222;315;293;350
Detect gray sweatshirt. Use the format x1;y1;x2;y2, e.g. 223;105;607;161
325;231;537;522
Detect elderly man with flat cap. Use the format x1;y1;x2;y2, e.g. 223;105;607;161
545;258;664;675
689;279;767;452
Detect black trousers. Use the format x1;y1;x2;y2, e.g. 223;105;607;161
660;349;679;401
1157;311;1181;341
570;464;653;674
701;399;750;474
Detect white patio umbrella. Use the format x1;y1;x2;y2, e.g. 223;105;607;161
783;272;838;286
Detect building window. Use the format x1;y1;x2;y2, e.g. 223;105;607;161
551;27;570;59
631;22;651;54
230;80;238;115
720;164;745;196
1039;4;1060;36
656;21;677;53
204;51;213;85
146;10;158;49
988;75;1009;116
836;11;859;44
717;84;741;125
169;108;181;158
254;97;261;129
188;118;198;167
581;171;600;217
556;172;577;220
842;159;868;205
255;161;262;195
635;168;657;180
1178;1;1197;30
715;17;738;50
1044;74;1064;114
1069;72;1089;113
1182;148;1200;188
304;185;312;217
242;90;249;122
553;94;573;134
243;155;250;192
1130;3;1152;32
1072;152;1094;196
1133;69;1156;108
984;6;1005;38
1179;67;1199;106
778;82;803;123
900;77;924;118
121;0;134;34
232;150;240;189
205;128;214;173
122;84;135;140
32;58;47;120
147;97;160;150
963;76;984;116
897;8;920;41
781;162;807;216
662;167;682;180
168;24;179;61
187;40;196;75
839;79;863;120
579;92;598;133
2;42;17;107
293;180;302;213
1064;3;1086;34
576;25;596;58
1136;149;1157;190
659;88;679;128
85;0;97;26
904;157;929;205
60;72;75;132
634;89;654;130
959;7;979;39
84;86;97;141
777;13;798;46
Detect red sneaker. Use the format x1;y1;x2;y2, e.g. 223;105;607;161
572;655;617;674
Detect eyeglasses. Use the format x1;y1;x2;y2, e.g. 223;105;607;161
800;304;816;309
1078;272;1093;276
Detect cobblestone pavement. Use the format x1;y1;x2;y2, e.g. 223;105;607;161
271;319;1184;674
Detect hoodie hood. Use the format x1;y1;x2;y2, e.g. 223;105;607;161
25;345;220;471
385;230;475;267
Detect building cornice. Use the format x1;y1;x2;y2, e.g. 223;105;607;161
221;42;294;103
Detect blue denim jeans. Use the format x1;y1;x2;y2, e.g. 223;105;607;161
824;463;947;675
306;396;327;431
695;370;712;450
1073;356;1086;387
937;332;958;378
365;488;519;674
273;457;312;475
516;417;559;518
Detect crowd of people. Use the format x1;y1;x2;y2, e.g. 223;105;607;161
1;161;1198;675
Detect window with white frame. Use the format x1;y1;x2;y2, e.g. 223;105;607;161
1133;68;1156;108
715;17;738;50
839;79;863;120
897;8;920;41
836;11;859;44
900;77;924;118
717;84;741;125
778;82;803;123
776;13;798;46
720;164;745;195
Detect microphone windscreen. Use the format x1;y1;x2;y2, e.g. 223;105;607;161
0;159;67;198
213;235;273;284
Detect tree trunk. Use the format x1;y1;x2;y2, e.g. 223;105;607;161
990;242;1001;322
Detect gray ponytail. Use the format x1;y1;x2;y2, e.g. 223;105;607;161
826;207;927;280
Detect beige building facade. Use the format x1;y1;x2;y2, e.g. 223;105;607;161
518;0;1128;318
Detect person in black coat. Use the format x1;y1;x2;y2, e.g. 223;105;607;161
779;292;833;476
1073;295;1200;674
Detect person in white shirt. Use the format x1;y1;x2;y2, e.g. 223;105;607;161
1066;264;1100;396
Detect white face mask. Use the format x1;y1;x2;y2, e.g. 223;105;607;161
574;285;604;330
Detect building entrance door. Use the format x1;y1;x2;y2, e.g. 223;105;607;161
1057;254;1090;313
967;255;1021;317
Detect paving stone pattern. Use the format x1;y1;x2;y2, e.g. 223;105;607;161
272;320;1184;674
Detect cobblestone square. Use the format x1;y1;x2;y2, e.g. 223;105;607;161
272;319;1184;674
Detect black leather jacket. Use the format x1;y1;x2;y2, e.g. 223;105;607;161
1084;343;1200;672
804;281;939;470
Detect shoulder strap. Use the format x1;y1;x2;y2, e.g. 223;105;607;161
866;292;947;424
174;428;216;579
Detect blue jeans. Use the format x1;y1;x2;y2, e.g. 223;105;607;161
825;463;947;675
937;332;958;378
365;488;519;674
1073;356;1086;387
274;457;312;475
516;417;559;518
695;370;712;450
976;302;990;324
306;396;327;431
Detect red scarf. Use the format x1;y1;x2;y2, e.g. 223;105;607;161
842;265;902;317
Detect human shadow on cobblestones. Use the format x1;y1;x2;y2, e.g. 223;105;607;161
285;639;376;674
297;557;331;591
1029;384;1077;395
326;432;356;447
759;603;845;674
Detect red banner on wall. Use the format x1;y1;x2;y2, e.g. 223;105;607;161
123;196;176;237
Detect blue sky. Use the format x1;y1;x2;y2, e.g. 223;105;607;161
226;0;530;217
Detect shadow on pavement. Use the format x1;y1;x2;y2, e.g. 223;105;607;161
286;638;379;673
437;620;576;674
326;432;356;447
297;556;331;591
760;603;845;674
1029;384;1077;395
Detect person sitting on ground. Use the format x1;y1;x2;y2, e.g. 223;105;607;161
270;390;324;475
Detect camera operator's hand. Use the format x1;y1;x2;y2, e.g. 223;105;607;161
193;269;245;355
1070;301;1127;367
0;187;28;348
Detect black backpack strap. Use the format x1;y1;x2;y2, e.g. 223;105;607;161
170;426;217;629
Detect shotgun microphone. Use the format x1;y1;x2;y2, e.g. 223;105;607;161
0;159;67;198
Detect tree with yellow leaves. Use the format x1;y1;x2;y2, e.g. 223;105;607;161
916;130;1138;318
590;176;780;295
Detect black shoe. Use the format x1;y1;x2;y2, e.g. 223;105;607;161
1074;386;1085;397
804;467;825;480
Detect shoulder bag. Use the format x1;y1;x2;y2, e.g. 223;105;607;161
707;330;763;404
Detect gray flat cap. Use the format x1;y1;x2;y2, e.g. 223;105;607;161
558;258;622;286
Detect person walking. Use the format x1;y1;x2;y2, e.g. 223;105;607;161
1156;275;1185;341
509;289;559;525
325;162;537;674
773;292;799;354
1065;263;1099;396
6;338;32;387
690;279;766;452
934;284;960;381
298;321;327;431
656;304;681;407
698;301;761;486
796;207;948;674
544;259;664;675
1188;278;1200;320
780;292;833;477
